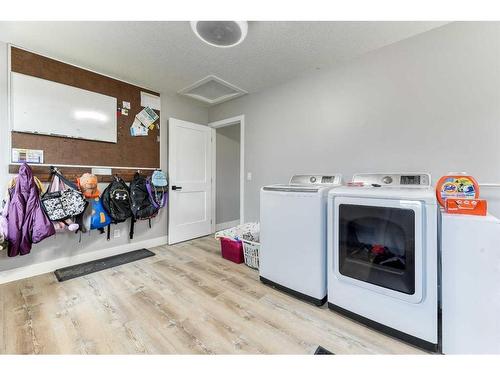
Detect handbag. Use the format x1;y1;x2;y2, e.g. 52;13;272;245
46;173;75;231
41;167;88;222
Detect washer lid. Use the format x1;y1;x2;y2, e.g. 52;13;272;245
262;184;322;193
262;174;342;193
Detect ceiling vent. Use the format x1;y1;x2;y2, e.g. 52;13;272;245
178;75;247;105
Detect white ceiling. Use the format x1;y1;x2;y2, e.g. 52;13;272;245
0;21;448;101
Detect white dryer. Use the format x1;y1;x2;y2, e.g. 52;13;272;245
260;174;342;306
327;173;438;352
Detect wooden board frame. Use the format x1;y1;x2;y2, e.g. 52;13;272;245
8;46;160;181
8;165;153;183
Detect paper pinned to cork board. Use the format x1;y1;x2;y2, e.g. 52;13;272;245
140;92;160;111
130;118;148;136
12;148;44;163
136;106;159;130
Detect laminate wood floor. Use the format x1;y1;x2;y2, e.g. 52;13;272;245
0;236;424;354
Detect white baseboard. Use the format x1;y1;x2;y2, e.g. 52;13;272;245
215;219;241;232
0;235;168;285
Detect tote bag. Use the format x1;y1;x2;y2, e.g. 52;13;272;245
41;168;88;222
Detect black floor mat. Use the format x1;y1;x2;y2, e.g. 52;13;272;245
314;346;334;355
54;249;155;282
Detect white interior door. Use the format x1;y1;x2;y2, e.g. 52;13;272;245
168;118;213;244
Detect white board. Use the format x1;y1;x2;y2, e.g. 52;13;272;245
10;72;117;143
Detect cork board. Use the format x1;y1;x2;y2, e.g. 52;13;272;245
10;47;160;172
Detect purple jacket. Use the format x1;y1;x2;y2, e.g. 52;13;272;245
7;164;55;257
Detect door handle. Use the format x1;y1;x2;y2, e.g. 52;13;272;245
172;185;182;191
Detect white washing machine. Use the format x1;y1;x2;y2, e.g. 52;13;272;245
327;173;438;352
260;174;342;306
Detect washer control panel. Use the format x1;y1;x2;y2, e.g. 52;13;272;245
351;173;431;188
290;174;342;186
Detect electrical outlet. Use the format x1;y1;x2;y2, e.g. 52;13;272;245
113;229;121;238
247;172;252;181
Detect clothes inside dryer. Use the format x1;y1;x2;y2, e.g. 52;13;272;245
338;204;416;294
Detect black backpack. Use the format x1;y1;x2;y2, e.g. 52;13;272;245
102;176;132;240
129;173;159;239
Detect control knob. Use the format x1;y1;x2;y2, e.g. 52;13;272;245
382;176;393;184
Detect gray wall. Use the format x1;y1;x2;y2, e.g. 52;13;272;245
0;40;208;274
3;21;500;273
209;22;500;221
216;124;240;224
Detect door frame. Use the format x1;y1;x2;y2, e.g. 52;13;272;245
208;114;245;233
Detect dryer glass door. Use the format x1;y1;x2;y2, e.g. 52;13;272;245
338;203;416;294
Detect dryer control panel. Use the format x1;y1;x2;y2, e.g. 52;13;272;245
290;174;342;186
351;173;431;188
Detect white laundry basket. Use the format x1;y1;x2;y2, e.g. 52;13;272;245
242;239;260;269
215;222;260;269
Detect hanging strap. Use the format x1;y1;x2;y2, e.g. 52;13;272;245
146;178;159;209
52;170;80;191
157;189;168;208
129;218;135;240
43;168;59;196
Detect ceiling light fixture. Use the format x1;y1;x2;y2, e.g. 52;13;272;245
190;21;248;48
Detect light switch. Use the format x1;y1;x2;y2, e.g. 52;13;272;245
247;172;252;181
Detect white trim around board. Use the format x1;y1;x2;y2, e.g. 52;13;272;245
209;115;245;232
215;219;241;232
0;235;168;285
